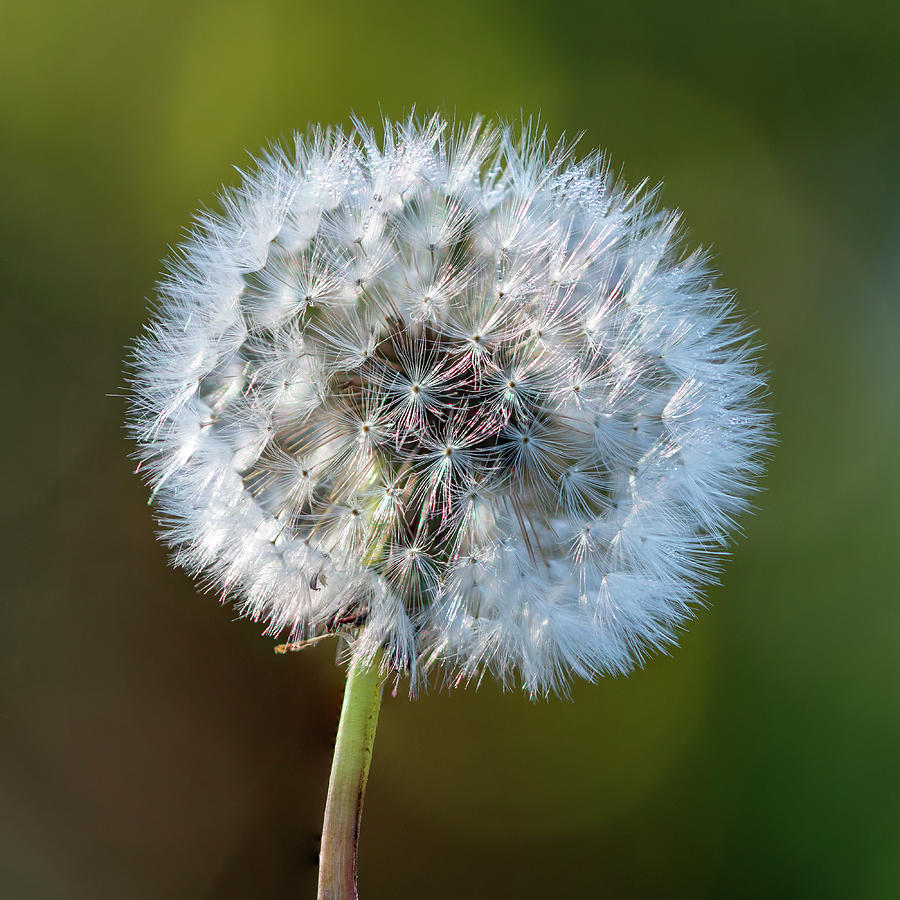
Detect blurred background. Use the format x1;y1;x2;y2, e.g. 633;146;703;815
1;1;898;897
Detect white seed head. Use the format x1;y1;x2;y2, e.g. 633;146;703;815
128;114;772;696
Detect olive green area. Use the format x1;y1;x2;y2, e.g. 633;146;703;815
1;1;897;898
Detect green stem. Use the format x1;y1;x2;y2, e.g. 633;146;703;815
317;655;385;900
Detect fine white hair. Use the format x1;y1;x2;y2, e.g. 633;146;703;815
128;113;771;696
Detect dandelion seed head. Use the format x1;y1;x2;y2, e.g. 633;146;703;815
128;113;771;696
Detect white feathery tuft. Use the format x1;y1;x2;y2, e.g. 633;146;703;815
128;113;772;696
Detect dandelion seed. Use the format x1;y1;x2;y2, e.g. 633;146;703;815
128;113;771;700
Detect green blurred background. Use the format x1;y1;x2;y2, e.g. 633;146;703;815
2;1;898;897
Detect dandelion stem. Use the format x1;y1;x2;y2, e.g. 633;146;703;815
317;654;384;900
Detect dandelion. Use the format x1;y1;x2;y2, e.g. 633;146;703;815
127;113;771;899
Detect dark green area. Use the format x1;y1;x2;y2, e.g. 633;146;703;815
1;1;897;897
